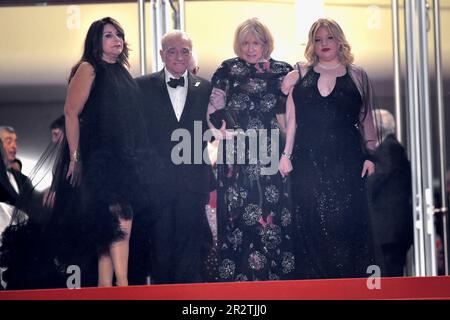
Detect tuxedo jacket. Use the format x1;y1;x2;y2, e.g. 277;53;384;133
367;134;414;246
136;69;212;194
0;166;31;206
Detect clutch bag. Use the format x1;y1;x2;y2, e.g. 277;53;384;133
209;109;240;130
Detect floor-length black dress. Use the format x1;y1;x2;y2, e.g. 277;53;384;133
292;67;374;279
0;61;165;289
213;58;296;281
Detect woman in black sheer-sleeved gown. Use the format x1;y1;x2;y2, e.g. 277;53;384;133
283;18;379;279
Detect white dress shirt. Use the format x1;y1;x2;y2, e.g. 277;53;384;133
6;170;19;194
165;68;188;122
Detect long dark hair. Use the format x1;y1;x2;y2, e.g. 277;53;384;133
69;17;129;82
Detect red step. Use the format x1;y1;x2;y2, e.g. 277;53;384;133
0;276;449;300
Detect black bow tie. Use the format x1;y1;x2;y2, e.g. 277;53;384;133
167;77;185;88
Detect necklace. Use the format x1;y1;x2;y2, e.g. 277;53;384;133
317;62;342;70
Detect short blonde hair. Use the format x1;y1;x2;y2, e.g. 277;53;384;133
304;18;354;67
233;17;274;60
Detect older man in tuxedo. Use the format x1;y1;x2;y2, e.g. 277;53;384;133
0;127;31;234
134;30;212;284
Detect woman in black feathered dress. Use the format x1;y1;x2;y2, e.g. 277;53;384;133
0;17;166;289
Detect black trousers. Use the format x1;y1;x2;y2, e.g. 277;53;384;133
129;200;176;285
171;190;211;283
128;189;211;285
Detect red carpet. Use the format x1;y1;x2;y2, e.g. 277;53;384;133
0;276;449;300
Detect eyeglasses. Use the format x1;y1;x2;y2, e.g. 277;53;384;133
165;48;191;58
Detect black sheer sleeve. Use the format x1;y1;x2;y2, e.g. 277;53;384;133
348;64;381;160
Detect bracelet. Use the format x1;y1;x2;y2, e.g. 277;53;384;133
70;149;79;162
281;152;292;160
